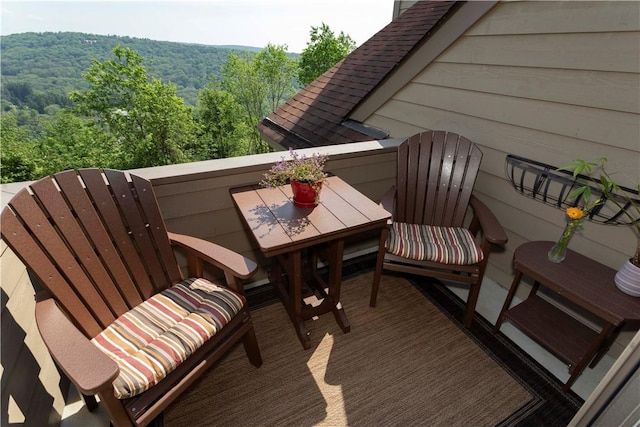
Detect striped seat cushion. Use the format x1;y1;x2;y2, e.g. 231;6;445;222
91;278;245;399
386;222;483;265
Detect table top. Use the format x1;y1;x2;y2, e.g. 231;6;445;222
514;241;640;324
230;176;391;257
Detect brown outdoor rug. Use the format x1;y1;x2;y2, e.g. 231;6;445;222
162;273;534;426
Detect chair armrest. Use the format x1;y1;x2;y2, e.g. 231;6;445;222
469;195;508;245
380;186;396;222
168;232;258;280
35;298;119;395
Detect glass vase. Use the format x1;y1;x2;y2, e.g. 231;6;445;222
548;222;578;263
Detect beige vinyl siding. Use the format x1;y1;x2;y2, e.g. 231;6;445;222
414;63;639;114
364;0;640;355
139;143;397;283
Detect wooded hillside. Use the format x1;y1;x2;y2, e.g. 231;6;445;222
1;26;351;184
1;32;283;105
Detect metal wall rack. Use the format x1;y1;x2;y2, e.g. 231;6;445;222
504;154;639;226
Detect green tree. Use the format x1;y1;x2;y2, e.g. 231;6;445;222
13;107;44;136
37;109;118;176
70;46;198;168
0;112;39;183
195;80;250;159
2;82;34;106
297;23;356;86
219;44;297;154
220;51;269;154
254;44;298;112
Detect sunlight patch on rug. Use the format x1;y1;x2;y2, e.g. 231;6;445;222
307;333;349;425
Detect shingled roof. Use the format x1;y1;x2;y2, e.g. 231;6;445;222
258;0;459;149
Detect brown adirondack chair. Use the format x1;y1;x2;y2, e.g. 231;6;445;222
370;131;508;327
1;168;263;426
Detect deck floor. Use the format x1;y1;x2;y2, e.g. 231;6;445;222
60;273;614;426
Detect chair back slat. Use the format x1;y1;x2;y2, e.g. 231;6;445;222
129;173;182;284
431;132;454;225
396;131;482;227
78;169;158;300
4;185;118;334
405;135;421;221
440;133;471;225
1;169;181;338
453;138;483;225
396;140;410;221
101;169;172;294
1;208;104;337
54;170;145;309
30;176;130;315
414;133;433;223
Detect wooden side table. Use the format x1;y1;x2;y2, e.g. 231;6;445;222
494;241;640;390
230;176;391;349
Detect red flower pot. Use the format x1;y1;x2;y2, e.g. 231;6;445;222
290;180;322;208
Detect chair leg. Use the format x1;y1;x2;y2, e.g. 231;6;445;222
242;327;263;367
81;392;99;412
370;228;388;307
464;282;481;328
97;389;134;427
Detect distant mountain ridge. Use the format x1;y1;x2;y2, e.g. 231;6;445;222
1;32;289;105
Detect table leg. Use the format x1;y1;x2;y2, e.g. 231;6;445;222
590;324;622;368
528;280;540;298
564;322;615;390
327;238;350;333
270;241;352;349
370;227;389;307
493;270;523;333
271;251;312;349
269;260;282;291
305;240;351;333
289;250;313;349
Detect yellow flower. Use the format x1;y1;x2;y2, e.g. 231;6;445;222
566;207;585;220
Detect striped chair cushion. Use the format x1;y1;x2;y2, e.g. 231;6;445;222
91;278;245;399
386;222;483;265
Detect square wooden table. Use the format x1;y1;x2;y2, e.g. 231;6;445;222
230;175;391;349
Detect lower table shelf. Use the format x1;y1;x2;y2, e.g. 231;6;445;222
505;296;599;371
496;241;640;391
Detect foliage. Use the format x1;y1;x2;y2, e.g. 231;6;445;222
37;110;119;175
220;44;297;155
1;32;279;107
254;44;298;112
1;40;302;182
2;82;73;113
0;27;356;183
260;149;328;188
297;23;356;86
220;51;269;154
70;46;198;168
560;158;640;267
0;113;38;183
195;80;251;159
0;108;117;182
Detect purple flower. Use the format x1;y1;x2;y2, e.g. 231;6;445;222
260;149;328;188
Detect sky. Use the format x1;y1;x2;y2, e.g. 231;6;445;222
1;0;394;52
